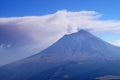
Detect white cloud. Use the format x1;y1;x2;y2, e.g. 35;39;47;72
0;44;4;49
112;40;120;47
0;43;12;49
0;10;120;52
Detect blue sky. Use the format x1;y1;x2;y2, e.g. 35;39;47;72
0;0;120;46
0;0;120;20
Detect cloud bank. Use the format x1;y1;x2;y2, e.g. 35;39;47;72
1;10;120;50
113;40;120;46
1;10;120;47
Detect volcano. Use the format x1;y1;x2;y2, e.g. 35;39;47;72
0;30;120;80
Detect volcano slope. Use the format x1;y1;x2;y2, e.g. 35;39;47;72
0;30;120;80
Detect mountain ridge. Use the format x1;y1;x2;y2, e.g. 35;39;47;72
0;30;120;80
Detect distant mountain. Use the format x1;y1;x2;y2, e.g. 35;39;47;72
0;30;120;80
